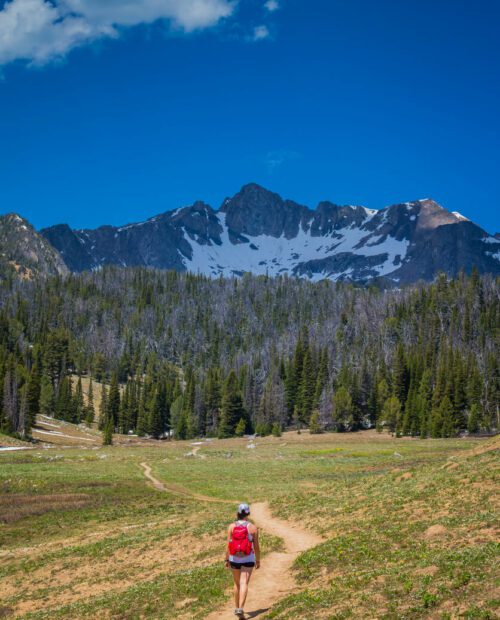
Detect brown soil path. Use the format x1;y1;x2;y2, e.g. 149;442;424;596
139;462;322;619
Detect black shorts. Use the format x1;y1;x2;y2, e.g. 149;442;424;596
230;561;255;569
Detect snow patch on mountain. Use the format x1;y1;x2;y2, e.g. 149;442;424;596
184;212;410;280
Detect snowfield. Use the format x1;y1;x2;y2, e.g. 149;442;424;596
184;212;410;280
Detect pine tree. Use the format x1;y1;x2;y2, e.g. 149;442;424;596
136;386;151;436
170;395;185;439
19;383;30;439
183;368;197;439
376;379;390;421
85;378;95;427
26;364;41;427
313;349;329;409
118;381;130;434
103;417;113;446
219;370;245;438
417;369;433;438
467;403;480;434
285;337;305;417
440;396;456;438
298;347;315;423
39;375;55;418
382;396;402;435
429;405;443;438
128;377;140;432
2;363;17;434
55;376;74;422
332;387;353;432
74;376;85;424
107;373;121;429
292;405;301;433
149;389;164;439
271;422;282;437
235;418;246;437
392;344;409;405
204;368;221;434
98;383;108;430
309;410;322;434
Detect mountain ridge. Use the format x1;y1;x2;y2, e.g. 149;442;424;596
0;213;69;280
3;183;500;284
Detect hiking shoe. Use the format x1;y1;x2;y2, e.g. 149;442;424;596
234;609;245;618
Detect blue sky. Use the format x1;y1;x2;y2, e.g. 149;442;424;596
0;0;499;233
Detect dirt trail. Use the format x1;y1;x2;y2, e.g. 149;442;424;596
140;462;322;619
140;462;234;504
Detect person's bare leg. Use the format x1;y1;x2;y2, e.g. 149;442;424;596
238;567;254;610
232;568;241;608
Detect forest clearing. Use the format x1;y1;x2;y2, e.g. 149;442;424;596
1;427;498;619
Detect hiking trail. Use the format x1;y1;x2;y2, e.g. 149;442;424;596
139;462;323;619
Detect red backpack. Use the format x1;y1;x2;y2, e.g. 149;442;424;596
229;522;253;557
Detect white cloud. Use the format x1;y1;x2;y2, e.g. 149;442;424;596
0;0;237;66
253;24;270;41
264;149;300;172
264;0;279;12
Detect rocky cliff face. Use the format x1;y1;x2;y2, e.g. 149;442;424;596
0;214;69;280
25;183;500;284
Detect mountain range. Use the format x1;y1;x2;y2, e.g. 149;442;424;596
2;183;499;285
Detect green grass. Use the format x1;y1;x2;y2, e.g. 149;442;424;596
0;431;497;619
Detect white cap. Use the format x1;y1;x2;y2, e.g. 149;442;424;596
238;503;250;515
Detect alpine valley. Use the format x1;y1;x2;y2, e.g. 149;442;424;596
8;182;495;285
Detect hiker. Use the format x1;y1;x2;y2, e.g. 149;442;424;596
225;502;260;618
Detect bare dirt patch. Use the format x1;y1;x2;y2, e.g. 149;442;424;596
424;524;448;539
0;493;92;524
414;565;439;576
139;461;324;620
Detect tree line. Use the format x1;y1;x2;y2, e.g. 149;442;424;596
0;268;497;440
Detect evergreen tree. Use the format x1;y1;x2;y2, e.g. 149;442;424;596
103;417;113;446
74;376;85;424
392;344;409;405
2;363;17;434
149;389;164;439
219;370;245;438
298;347;315;423
417;369;433;438
271;422;282;437
235;418;246;437
26;364;41;427
313;349;329;409
183;368;197;439
85;378;95;427
107;373;121;429
440;396;456;438
98;383;108;430
39;375;55;418
382;396;402;435
170;395;185;439
467;403;480;434
55;376;74;422
309;410;322;434
136;384;151;437
332;387;353;432
376;379;390;421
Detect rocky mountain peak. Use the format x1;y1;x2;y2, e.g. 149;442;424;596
414;198;461;231
18;184;497;285
0;213;69;279
220;183;310;239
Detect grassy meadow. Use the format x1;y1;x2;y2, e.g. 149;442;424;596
0;430;498;619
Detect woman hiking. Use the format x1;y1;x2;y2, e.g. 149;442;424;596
225;503;260;618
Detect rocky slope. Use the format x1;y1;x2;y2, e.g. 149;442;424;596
39;184;500;285
0;213;69;280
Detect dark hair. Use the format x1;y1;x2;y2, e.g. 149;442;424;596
237;510;249;520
